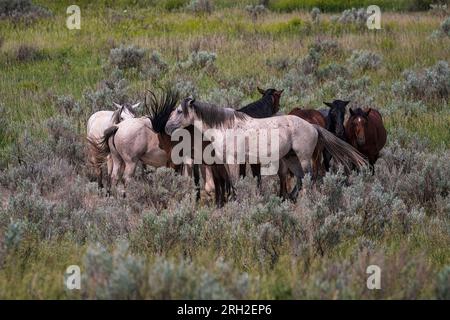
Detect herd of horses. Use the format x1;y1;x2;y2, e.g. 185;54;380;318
87;87;387;208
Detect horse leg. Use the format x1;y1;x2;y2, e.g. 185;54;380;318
239;163;247;179
122;161;137;197
95;165;103;190
193;164;201;201
323;149;332;171
110;156;124;197
203;165;215;196
277;159;289;200
250;164;262;188
223;164;236;201
105;155;113;192
286;158;305;201
211;167;222;208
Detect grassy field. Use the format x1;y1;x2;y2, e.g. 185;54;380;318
0;1;449;299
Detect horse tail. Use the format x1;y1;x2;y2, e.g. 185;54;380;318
86;136;109;172
96;126;119;164
313;125;368;171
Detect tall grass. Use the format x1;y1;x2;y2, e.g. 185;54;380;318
0;4;449;299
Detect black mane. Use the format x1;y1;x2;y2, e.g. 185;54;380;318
182;98;247;128
147;88;180;133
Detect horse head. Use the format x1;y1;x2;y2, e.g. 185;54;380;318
113;102;141;122
257;87;284;113
349;108;372;146
323;99;349;140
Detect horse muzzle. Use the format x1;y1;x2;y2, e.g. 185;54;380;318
357;137;365;145
165;124;176;135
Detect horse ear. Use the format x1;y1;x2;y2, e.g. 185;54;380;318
257;87;265;95
187;96;195;107
276;89;284;95
342;100;350;107
323;102;333;108
349;108;355;116
365;108;372;116
113;102;122;109
131;102;141;110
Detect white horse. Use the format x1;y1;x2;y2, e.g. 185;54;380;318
86;102;140;189
165;97;368;199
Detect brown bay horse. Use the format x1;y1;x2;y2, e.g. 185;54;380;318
345;108;387;173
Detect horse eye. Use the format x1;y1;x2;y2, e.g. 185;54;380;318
177;109;182;114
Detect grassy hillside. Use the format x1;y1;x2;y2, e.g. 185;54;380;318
0;2;449;299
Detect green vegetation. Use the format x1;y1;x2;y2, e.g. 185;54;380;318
0;2;449;299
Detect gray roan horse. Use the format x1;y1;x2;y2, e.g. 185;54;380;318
86;102;140;189
165;97;368;199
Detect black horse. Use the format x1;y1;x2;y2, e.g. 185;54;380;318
319;99;350;171
237;87;284;187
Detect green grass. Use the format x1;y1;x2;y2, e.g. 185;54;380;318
0;4;449;299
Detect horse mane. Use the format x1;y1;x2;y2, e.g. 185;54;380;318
111;108;121;124
147;87;180;133
238;91;276;118
184;99;247;128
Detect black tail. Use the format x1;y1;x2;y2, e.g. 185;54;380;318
314;125;368;171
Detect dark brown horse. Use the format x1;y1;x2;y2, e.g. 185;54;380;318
345;108;387;173
288;107;327;179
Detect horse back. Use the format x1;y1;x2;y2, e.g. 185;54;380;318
367;108;387;151
289;108;326;128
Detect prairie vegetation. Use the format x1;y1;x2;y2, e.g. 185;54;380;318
0;1;449;299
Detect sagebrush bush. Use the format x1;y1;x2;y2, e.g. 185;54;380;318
15;44;45;62
139;50;168;80
0;0;51;22
109;45;146;70
125;167;195;212
332;7;369;28
392;60;450;101
180;50;216;70
206;87;244;109
347;50;383;71
174;78;198;97
309;38;341;57
186;0;214;14
55;95;82;118
245;4;267;21
265;56;294;71
84;73;129;112
46;116;85;168
310;7;321;23
429;4;448;17
436;266;450;299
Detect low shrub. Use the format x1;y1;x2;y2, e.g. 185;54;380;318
392;60;450;101
0;0;51;23
109;45;146;70
347;50;383;71
185;0;214;14
179;50;216;70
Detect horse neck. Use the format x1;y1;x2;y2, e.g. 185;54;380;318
239;95;274;118
111;109;121;125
